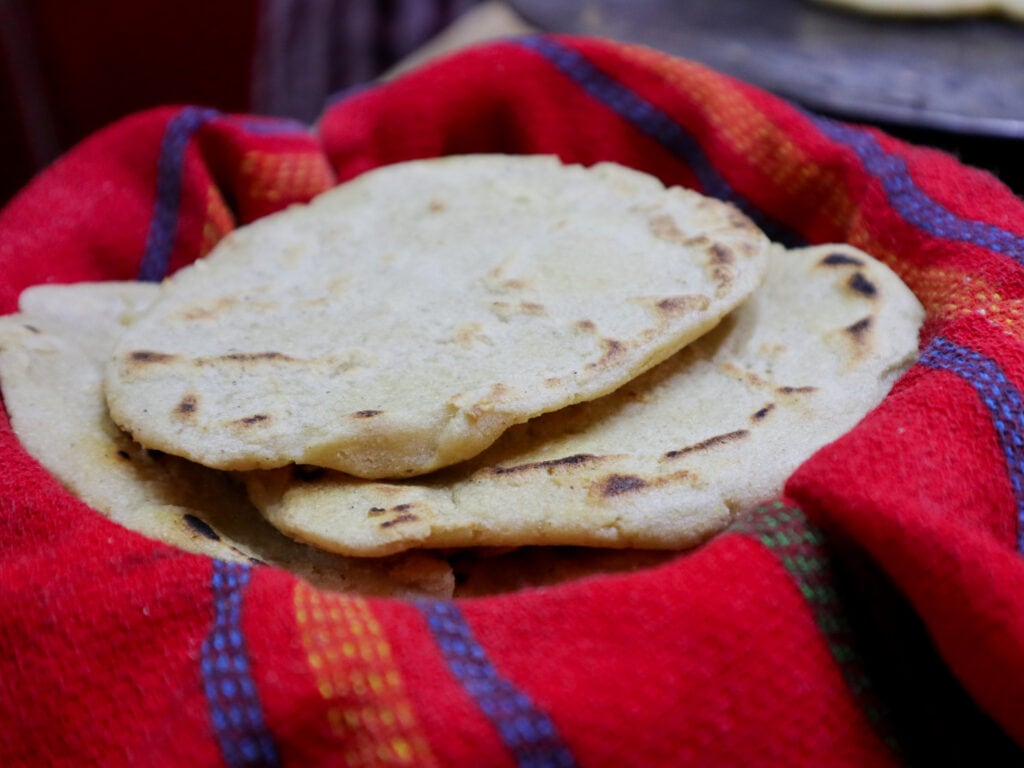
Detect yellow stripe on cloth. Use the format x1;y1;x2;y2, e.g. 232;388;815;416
200;184;235;258
293;583;436;766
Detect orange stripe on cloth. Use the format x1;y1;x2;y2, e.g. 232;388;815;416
611;42;1024;337
613;43;857;238
847;229;1024;339
239;149;335;205
293;583;436;767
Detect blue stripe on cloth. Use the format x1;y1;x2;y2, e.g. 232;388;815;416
137;106;219;282
416;600;577;768
200;561;281;768
228;116;312;136
809;116;1024;265
517;36;803;248
919;336;1024;551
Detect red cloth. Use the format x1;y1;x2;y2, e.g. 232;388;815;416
2;35;1024;766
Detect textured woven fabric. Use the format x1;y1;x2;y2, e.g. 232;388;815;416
2;35;1024;766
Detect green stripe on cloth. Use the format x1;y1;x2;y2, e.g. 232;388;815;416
730;501;902;755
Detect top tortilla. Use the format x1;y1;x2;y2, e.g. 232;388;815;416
105;154;770;479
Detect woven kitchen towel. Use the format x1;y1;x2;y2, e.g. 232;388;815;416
2;35;1024;767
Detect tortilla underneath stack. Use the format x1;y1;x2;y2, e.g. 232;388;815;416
245;243;924;557
0;283;455;598
104;154;770;479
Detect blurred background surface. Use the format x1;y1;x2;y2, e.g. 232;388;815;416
1;0;1020;206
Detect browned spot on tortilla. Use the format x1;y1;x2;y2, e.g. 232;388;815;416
751;404;775;421
367;507;386;517
544;376;562;387
454;323;484;348
599;474;648;496
178;295;239;321
846;316;873;341
820;251;865;267
575;319;596;333
778;385;817;395
380;512;419;529
491;453;600;475
655;295;711;317
428;198;446;212
727;210;758;232
130;350;175;363
116;449;131;460
175;394;198;416
648;213;686;243
747;371;769;388
587;338;626;370
721;362;773;389
712;265;734;287
469;382;513;418
236;414;270;426
353;409;382;418
519;301;546;315
709;244;734;265
664;429;750;460
847;273;878;298
219;351;295;363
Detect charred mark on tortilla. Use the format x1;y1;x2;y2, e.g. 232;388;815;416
116;449;131;460
380;512;419;528
848;273;878;298
752;404;776;421
130;350;175;363
353;409;382;418
846;317;872;340
600;474;648;496
293;465;324;482
664;429;750;459
491;453;600;475
175;394;198;415
236;414;270;426
183;514;221;541
22;324;40;334
367;506;387;517
777;385;817;395
820;252;865;267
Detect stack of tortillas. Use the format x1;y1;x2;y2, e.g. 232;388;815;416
0;154;924;598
